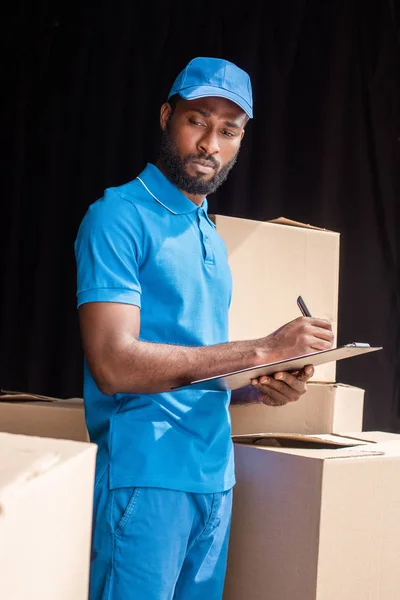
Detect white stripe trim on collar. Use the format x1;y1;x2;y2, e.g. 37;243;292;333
137;177;177;215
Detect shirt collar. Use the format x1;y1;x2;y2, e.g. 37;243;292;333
136;163;208;215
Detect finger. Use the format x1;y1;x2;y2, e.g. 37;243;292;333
290;366;313;379
261;385;297;406
255;376;302;402
290;369;301;377
307;317;333;331
309;326;335;342
249;381;278;406
272;372;307;394
308;336;334;351
250;382;288;406
297;365;314;382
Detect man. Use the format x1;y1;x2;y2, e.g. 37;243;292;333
75;57;333;600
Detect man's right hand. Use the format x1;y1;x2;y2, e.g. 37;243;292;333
261;316;334;362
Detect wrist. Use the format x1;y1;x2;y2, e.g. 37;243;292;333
252;337;275;366
254;334;290;366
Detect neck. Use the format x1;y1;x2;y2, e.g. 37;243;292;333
156;159;205;207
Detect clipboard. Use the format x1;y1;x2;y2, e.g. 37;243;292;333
175;343;382;391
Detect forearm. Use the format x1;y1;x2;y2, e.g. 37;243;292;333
83;307;334;396
96;337;272;395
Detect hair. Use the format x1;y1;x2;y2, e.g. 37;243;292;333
167;93;181;115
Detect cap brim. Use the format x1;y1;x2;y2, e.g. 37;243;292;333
176;85;253;119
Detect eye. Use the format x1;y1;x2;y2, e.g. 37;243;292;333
221;130;236;138
188;118;205;127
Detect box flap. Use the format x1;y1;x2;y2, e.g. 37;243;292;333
267;217;332;231
233;433;391;460
323;439;400;459
367;440;400;456
235;441;384;460
232;432;368;448
311;382;365;392
342;431;400;444
210;214;336;233
0;389;59;402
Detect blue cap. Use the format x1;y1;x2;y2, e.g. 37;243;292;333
168;57;253;119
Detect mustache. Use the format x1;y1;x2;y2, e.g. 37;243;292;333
184;153;220;170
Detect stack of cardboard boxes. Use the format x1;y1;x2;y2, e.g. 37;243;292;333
0;392;94;598
0;432;96;599
211;214;365;436
210;215;399;600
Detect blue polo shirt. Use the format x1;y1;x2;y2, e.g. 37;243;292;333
74;163;235;493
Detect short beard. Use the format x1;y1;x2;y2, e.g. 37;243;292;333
158;120;239;196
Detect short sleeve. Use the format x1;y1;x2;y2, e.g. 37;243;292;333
74;189;143;308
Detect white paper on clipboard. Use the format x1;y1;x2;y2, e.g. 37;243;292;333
174;343;382;392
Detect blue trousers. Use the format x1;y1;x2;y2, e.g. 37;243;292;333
90;467;233;600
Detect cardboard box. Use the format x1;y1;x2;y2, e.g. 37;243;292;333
0;391;89;442
0;432;97;599
230;382;364;436
211;215;340;382
224;432;400;600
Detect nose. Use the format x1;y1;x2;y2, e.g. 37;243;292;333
197;128;220;156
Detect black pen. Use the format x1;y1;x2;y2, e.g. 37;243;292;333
297;295;312;317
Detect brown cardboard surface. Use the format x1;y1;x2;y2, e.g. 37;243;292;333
211;215;340;382
224;432;400;600
229;382;364;436
342;431;400;443
0;433;97;600
268;216;328;230
0;395;89;442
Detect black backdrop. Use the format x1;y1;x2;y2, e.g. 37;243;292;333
2;0;400;431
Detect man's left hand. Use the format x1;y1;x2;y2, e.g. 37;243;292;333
250;365;314;406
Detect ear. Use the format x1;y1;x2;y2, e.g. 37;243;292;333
160;102;173;131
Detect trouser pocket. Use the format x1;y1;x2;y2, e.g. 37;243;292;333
110;486;141;537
